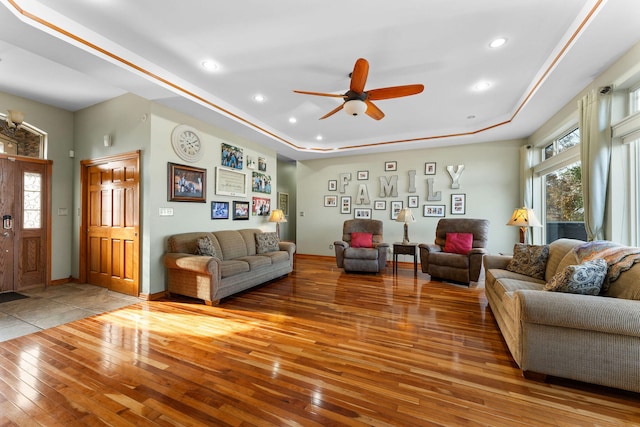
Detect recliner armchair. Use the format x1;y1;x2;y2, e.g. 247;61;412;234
419;218;489;285
335;219;389;273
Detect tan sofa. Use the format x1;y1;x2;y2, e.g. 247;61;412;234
163;229;296;305
484;238;640;393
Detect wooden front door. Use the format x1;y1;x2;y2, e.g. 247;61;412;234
0;156;51;292
82;152;140;296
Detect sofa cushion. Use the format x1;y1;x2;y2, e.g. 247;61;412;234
351;232;373;248
444;232;473;255
256;232;280;254
507;244;549;280
258;250;290;264
429;251;469;269
236;255;272;269
195;236;218;257
219;260;250;278
344;247;378;260
544;259;608;295
215;230;249;260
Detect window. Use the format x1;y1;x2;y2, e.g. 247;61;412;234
631;85;640;115
544;128;580;160
23;172;42;229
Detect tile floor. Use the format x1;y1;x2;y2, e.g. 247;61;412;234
0;283;140;342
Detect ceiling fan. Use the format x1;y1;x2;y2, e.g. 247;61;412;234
294;58;424;120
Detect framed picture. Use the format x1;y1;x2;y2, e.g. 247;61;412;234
221;142;243;169
246;156;257;170
233;201;250;220
258;157;267;171
168;162;206;203
374;200;386;210
328;180;337;191
385;161;397;172
390;201;403;220
324;195;338;207
408;195;419;208
425;162;436;175
252;196;271;216
354;208;372;219
215;167;247;197
340;196;352;214
211;201;229;219
278;192;289;216
423;204;445;217
357;170;369;180
451;193;466;215
252;171;272;194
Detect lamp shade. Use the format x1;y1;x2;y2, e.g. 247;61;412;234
396;208;416;224
506;207;542;228
268;209;287;223
343;99;367;116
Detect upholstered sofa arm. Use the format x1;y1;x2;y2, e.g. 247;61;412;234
164;253;221;280
419;243;441;253
279;241;296;257
516;290;640;337
334;240;348;268
483;254;512;270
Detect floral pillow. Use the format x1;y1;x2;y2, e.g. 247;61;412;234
506;243;549;280
256;232;280;254
196;236;217;257
544;259;608;295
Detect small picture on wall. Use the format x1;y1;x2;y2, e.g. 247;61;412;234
252;196;270;216
341;196;352;214
390;201;403;220
374;200;386;210
357;170;369;180
451;193;466;215
278;192;289;216
233;201;250;220
423;204;445;217
408;195;419;208
258;157;267;171
221;142;243;169
354;208;372;219
425;162;436;175
385;161;397;172
252;171;271;194
211;201;229;219
324;195;338;207
328;180;337;191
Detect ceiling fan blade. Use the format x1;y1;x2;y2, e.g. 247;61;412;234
293;90;346;98
365;100;384;120
367;84;424;100
350;58;369;93
319;103;345;120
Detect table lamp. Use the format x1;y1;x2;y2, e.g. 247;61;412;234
507;207;542;244
268;209;287;239
396;208;416;245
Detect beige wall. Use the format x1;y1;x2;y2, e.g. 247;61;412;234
296;139;524;258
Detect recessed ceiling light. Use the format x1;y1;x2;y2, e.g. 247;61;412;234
253;94;265;102
467;115;476;120
473;81;491;91
489;38;507;48
316;135;323;141
289;117;297;124
201;60;219;71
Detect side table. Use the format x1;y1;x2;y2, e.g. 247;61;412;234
393;242;419;275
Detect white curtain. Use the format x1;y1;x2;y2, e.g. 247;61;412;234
578;89;612;241
520;145;535;242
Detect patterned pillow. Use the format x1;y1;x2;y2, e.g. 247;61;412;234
196;236;217;257
544;259;608;295
506;243;550;280
256;232;279;254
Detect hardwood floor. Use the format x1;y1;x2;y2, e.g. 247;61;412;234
1;255;638;426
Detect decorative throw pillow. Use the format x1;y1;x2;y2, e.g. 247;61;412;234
506;243;550;280
351;232;373;248
196;236;217;257
544;258;608;295
256;232;280;254
444;232;473;255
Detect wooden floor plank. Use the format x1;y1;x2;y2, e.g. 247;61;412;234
0;257;639;426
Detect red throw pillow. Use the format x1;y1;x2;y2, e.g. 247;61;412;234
351;232;373;248
444;232;473;255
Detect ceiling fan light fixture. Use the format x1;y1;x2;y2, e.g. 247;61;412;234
344;99;367;116
6;109;24;129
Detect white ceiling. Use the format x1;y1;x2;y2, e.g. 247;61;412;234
1;0;640;160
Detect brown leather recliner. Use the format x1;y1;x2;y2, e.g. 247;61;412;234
335;219;389;273
419;218;490;285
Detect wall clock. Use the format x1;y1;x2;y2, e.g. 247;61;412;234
171;124;203;162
